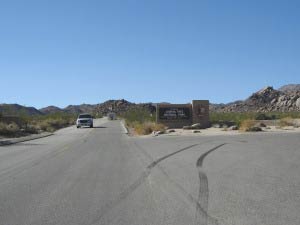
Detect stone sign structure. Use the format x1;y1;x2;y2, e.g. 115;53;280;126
156;100;209;128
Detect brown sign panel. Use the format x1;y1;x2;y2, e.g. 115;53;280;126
156;101;209;129
158;107;191;121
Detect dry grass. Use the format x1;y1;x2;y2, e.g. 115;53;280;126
279;117;295;127
35;118;74;132
0;114;76;137
239;119;257;132
0;122;20;137
132;122;165;135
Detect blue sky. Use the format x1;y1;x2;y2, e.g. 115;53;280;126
0;0;299;109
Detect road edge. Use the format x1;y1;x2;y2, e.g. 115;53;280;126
120;120;129;135
0;133;54;146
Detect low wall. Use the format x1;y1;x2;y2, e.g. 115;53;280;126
156;104;192;128
156;100;210;129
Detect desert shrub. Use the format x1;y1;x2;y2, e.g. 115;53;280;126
246;127;262;132
24;124;39;134
0;122;20;137
5;122;19;133
279;117;295;127
120;108;162;135
37;118;72;132
210;112;256;127
239;119;257;132
30;113;76;132
133;122;165;135
122;108;155;126
0;113;76;137
210;111;300;128
0;122;8;136
255;113;272;120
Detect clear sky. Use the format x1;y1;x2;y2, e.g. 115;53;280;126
1;0;299;109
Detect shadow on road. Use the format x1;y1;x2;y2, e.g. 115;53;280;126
79;126;107;129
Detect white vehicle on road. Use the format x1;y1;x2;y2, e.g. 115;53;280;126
76;113;93;128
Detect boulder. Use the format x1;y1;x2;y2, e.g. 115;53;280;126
228;125;238;130
212;124;221;128
296;98;300;108
152;130;165;136
191;123;202;129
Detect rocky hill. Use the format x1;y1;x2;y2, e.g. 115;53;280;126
39;104;98;115
63;104;96;114
211;86;300;113
39;106;64;114
94;99;156;115
39;100;156;116
278;84;300;93
3;84;300;116
0;104;43;116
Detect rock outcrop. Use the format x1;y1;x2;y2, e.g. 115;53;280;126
211;86;300;113
278;84;300;93
94;99;156;115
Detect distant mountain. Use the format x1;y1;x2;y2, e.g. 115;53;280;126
211;85;300;112
278;84;300;93
2;84;300;117
63;104;96;114
39;106;63;114
0;104;43;116
94;99;155;115
39;104;97;115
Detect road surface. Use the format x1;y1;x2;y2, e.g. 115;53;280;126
0;118;299;225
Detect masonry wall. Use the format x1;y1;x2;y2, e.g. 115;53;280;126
156;104;192;128
156;100;210;128
192;100;210;128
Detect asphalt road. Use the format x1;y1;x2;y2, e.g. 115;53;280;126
0;118;299;225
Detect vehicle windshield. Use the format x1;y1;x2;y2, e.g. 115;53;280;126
79;114;92;119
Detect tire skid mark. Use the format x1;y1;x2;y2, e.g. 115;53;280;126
91;144;199;225
195;143;226;225
134;141;219;225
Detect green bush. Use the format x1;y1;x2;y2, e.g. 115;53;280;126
210;112;256;127
254;113;272;120
121;108;155;126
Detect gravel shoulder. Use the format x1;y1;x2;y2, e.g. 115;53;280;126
136;126;300;138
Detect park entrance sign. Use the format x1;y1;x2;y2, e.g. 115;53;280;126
156;100;209;128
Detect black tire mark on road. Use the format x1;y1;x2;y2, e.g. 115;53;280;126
133;141;222;225
194;143;226;225
196;144;227;168
90;144;199;225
